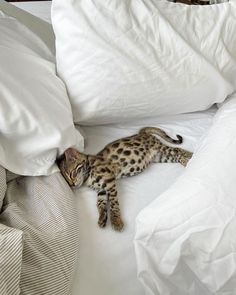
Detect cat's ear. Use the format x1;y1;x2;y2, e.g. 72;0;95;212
64;148;80;162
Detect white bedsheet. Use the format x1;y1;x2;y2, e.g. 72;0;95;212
72;107;216;295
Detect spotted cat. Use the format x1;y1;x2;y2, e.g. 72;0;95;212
58;127;192;231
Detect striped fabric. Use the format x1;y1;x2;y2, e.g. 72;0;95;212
0;168;79;295
0;225;23;295
0;166;23;295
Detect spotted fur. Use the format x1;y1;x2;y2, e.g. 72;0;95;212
58;127;192;231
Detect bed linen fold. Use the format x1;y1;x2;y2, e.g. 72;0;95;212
134;92;236;295
0;167;79;295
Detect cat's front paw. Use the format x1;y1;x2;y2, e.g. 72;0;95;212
110;214;124;231
98;212;108;228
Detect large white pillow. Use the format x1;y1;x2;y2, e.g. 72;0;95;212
0;12;83;176
52;0;236;125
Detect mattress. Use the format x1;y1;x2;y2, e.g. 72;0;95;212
12;1;51;23
72;107;216;295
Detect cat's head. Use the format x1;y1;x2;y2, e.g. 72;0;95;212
58;148;88;187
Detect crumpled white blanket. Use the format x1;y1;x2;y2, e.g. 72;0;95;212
135;92;236;295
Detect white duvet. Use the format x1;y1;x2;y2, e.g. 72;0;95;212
135;93;236;295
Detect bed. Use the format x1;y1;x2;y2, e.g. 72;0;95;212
1;0;236;295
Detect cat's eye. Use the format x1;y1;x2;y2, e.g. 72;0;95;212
70;164;83;179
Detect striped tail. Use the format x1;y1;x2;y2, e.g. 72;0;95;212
139;127;183;144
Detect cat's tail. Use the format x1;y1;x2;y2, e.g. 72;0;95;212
139;127;183;144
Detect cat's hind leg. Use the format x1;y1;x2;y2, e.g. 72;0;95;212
152;148;193;166
178;150;193;167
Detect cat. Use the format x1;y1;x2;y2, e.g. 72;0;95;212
58;127;192;231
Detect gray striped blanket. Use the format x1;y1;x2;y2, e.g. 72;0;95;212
0;165;79;295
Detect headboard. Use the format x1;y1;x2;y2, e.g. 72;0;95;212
170;0;229;4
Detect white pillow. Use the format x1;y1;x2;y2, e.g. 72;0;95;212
0;12;84;176
52;0;236;125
